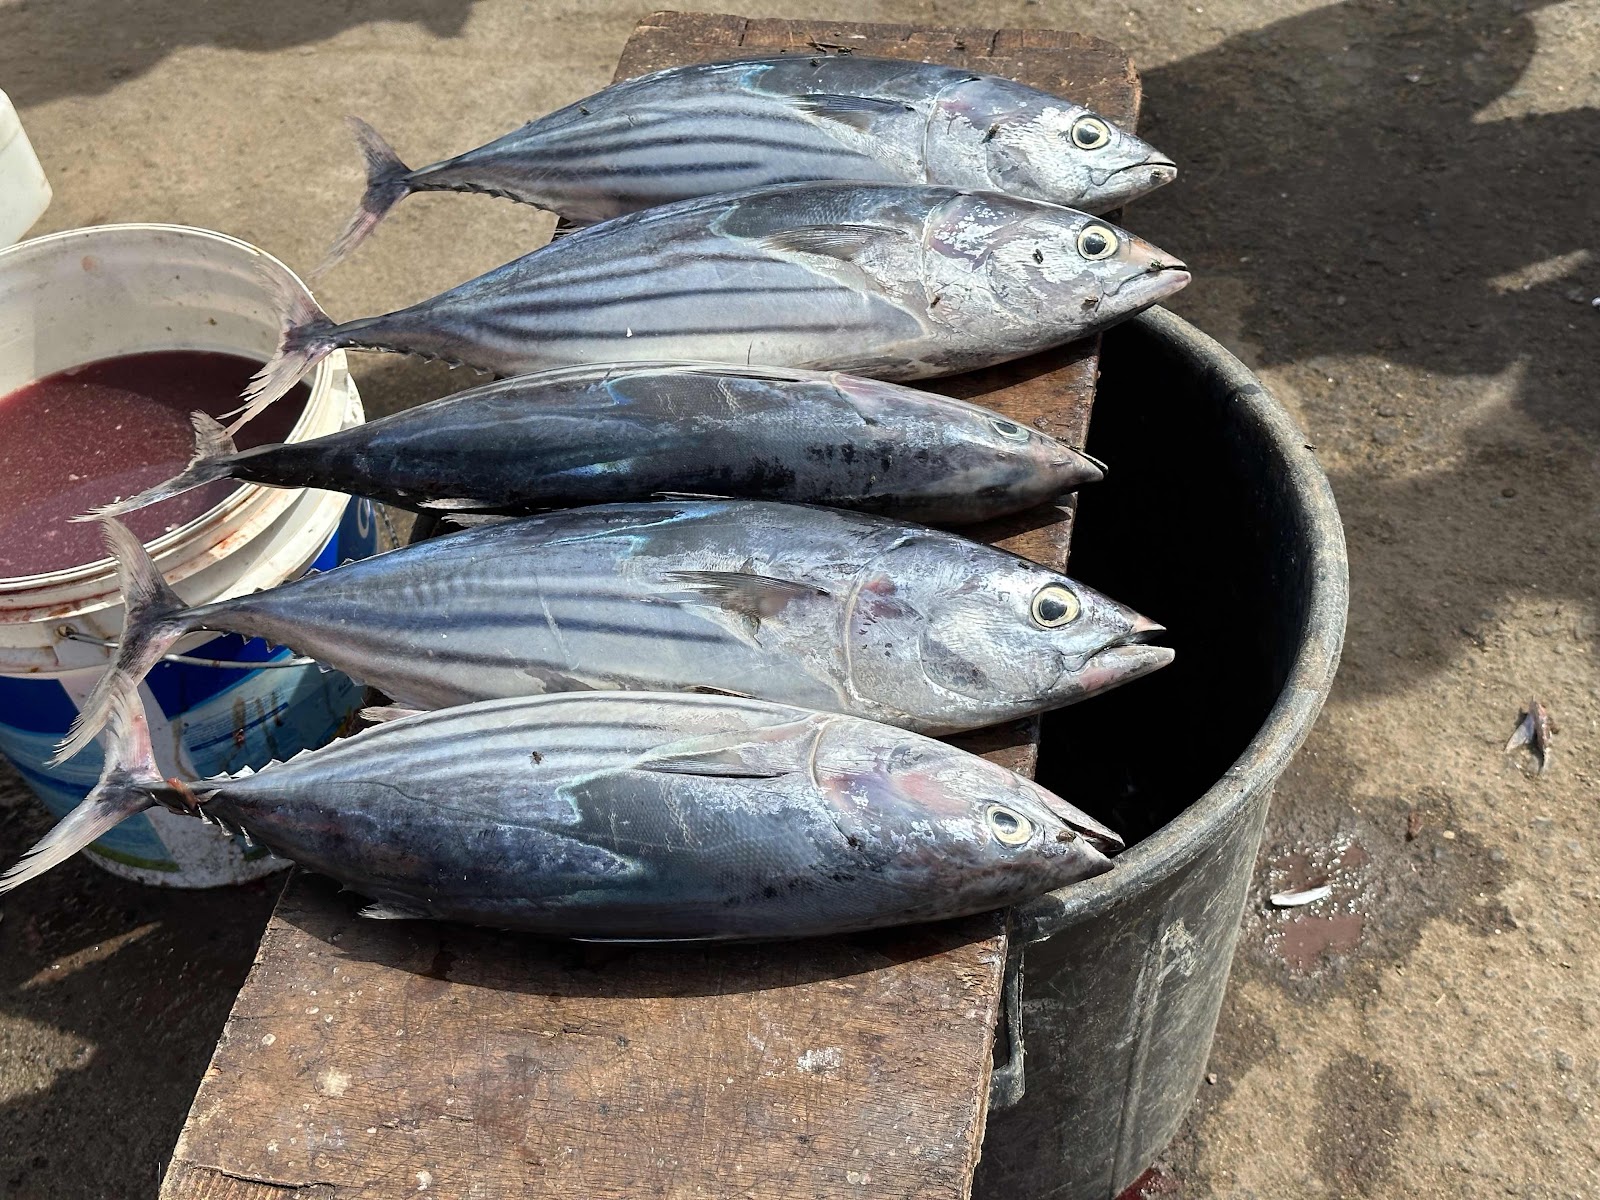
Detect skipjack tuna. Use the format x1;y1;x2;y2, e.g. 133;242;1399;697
54;503;1171;763
318;54;1176;271
7;691;1121;940
235;183;1188;428
90;361;1103;527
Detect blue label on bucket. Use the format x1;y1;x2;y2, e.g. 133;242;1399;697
0;497;381;873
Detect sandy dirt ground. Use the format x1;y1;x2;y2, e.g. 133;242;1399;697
0;0;1595;1196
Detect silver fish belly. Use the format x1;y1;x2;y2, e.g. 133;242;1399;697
239;184;1188;427
5;691;1121;940
318;55;1176;270
56;503;1173;763
93;362;1101;527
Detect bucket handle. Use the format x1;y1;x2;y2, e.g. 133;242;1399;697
57;628;318;670
988;942;1027;1111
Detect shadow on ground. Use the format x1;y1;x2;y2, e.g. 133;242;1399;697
1131;0;1599;701
0;1;481;108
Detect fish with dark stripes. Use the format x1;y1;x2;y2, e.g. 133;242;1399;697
318;54;1176;271
53;502;1172;763
3;690;1121;939
236;183;1188;428
90;361;1103;527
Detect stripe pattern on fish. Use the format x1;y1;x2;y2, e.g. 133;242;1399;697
5;690;1121;940
235;184;1188;428
53;502;1172;764
319;55;1177;270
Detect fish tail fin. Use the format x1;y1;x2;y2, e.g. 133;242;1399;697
311;117;415;277
2;690;163;895
52;519;194;766
75;412;240;521
226;268;339;435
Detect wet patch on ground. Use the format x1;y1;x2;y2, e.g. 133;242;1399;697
1235;755;1514;1000
1310;1053;1409;1196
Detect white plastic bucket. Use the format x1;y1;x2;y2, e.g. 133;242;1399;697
0;90;51;247
0;224;381;887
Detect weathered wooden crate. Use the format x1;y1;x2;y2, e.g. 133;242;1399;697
159;13;1141;1199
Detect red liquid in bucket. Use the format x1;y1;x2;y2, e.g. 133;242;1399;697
0;351;306;577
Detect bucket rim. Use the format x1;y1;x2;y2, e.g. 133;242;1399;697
1015;305;1350;936
0;222;334;594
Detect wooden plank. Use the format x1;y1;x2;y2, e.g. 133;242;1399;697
161;15;1140;1200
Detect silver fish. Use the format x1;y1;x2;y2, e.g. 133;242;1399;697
235;184;1189;429
90;361;1101;527
54;503;1172;763
6;690;1119;940
319;54;1176;271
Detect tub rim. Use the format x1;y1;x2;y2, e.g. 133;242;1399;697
1015;305;1350;937
0;221;334;593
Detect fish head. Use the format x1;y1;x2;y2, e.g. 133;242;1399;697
910;555;1174;712
977;98;1178;211
979;206;1190;327
830;373;1104;496
822;724;1118;903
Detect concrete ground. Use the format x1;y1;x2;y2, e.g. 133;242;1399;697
0;0;1596;1195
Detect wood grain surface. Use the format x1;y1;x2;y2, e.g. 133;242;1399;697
160;13;1139;1199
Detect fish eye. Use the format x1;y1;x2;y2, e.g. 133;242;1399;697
987;805;1034;846
1031;584;1081;628
1076;225;1118;260
990;417;1030;442
1070;115;1112;151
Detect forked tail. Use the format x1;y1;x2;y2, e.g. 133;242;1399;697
227;266;340;434
75;412;241;520
52;519;195;765
0;690;165;895
311;117;416;277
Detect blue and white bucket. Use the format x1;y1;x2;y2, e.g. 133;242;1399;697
0;224;382;887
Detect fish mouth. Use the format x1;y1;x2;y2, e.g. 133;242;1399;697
1070;813;1126;856
1105;260;1191;306
1024;793;1126;857
1049;447;1106;486
1075;620;1175;694
1090;154;1179;191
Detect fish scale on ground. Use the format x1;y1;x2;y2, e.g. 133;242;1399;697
233;183;1187;429
318;54;1177;271
0;691;1119;940
52;502;1172;764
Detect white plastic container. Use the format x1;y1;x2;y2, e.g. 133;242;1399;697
0;90;51;247
0;225;381;886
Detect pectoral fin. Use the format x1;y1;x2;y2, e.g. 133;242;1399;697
664;569;830;621
358;901;433;920
757;224;907;262
359;705;427;724
792;92;914;131
633;716;827;780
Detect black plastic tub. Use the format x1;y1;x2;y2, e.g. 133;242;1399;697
973;307;1349;1199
